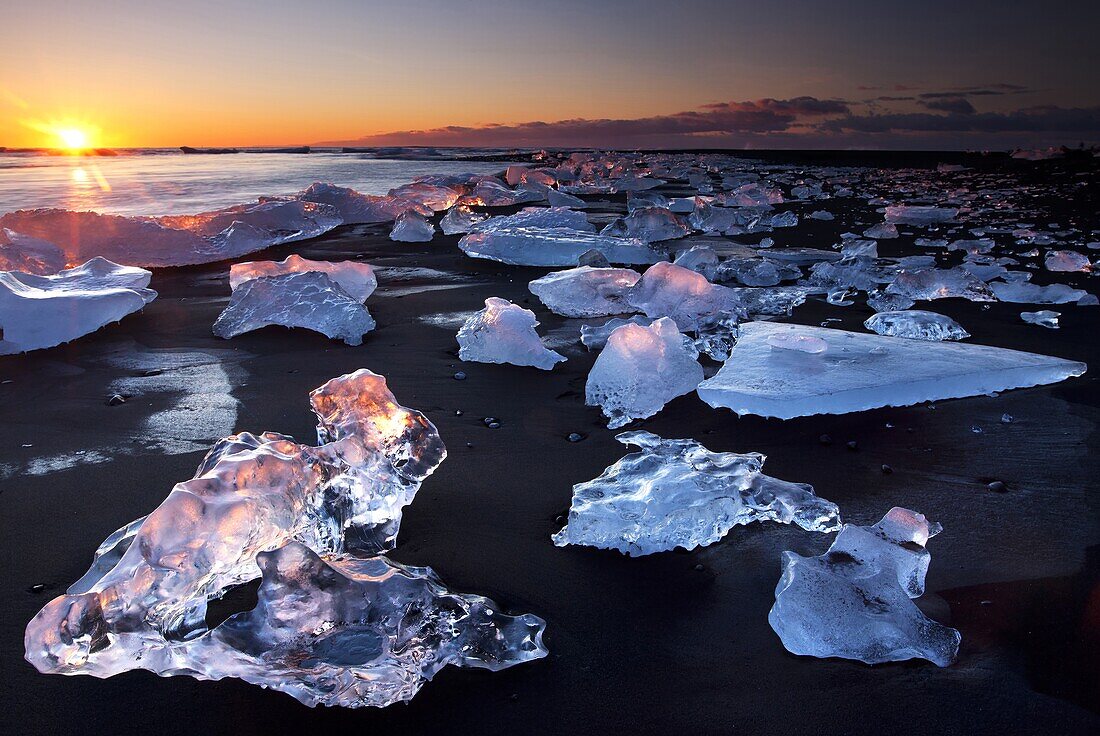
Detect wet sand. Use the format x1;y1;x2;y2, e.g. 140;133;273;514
2;155;1098;735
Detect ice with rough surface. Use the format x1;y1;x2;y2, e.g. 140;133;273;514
673;245;719;280
552;431;840;556
389;212;435;242
697;321;1086;419
600;207;691;242
626;261;744;330
580;316;656;351
230;255;377;302
529;266;640;318
769;507;961;667
886;267;995;302
298;182;428;224
213;272;376;345
439;205;487;235
586;317;703;428
864;310;970;341
885;205;958;225
458;227;662;267
1044;250;1091;272
457;297;565;370
1;257;156;355
26;371;543;706
0;228;66;274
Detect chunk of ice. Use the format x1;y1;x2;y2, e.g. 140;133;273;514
230;255;377;302
298;182;427;224
768;507;961;667
585;317;703;428
457;297;565;370
626;261;744;331
1021;310;1060;328
863;223;899;239
697;321;1086;419
439;205;487;235
0;228;66;275
552;431;840;556
990;281;1088;304
580;316;656;351
886;267;995;302
458;227;662;267
389;211;435;242
600;207;691;242
1044;250;1091;272
0;258;156;355
529;266;640;318
884;205;958;225
864;310;970;341
212;272;376;345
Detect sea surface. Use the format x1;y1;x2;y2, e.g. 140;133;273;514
0;149;515;217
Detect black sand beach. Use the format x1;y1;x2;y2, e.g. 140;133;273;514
2;154;1098;735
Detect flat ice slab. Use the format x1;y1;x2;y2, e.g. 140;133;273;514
697;321;1086;419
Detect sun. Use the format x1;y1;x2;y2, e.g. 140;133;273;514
55;127;91;151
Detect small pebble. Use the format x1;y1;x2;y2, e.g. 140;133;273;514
567;432;584;442
693;564;705;572
881;464;893;474
818;434;833;445
465;442;474;448
28;584;46;594
971;425;983;434
987;480;1007;493
453;371;467;381
845;440;858;451
1001;413;1013;424
106;394;126;406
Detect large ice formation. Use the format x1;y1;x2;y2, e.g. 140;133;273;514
0;257;156;355
297;182;429;223
457;297;565;369
552;431;840;556
863;310;970;341
697;321;1086;419
230;255;377;302
768;507;961;667
626;261;744;330
529;266;641;317
25;371;546;706
586;317;703;428
213;271;376;344
0;200;341;267
458;228;663;267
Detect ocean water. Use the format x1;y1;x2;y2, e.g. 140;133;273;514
0;150;514;217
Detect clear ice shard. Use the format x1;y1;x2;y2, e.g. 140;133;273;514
528;266;640;317
885;267;995;302
0;201;342;267
580;316;657;350
1044;250;1091;272
1021;310;1060;328
297;182;429;224
213;271;376;345
458;227;663;267
552;431;840;556
586;317;703;428
884;205;958;225
230;255;377;302
626;261;745;330
547;188;587;208
0;228;67;275
389;211;435;242
600;207;691;242
25;371;546;707
457;297;566;370
697;321;1086;419
768;507;961;667
863;310;970;341
0;257;156;355
439;205;487;235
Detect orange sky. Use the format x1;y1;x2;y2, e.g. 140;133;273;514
3;0;1097;149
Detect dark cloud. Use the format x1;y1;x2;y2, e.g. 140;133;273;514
919;97;977;114
336;98;848;147
821;105;1100;133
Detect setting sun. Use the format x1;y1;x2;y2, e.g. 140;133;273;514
54;126;90;150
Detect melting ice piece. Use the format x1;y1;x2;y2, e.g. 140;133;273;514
390;211;435;242
529;266;640;317
626;261;744;331
580;316;656;351
552;431;840;556
1021;310;1060;328
0;228;66;274
387;182;461;212
586;317;703;428
697;321;1086;419
458;227;663;267
457;297;565;370
213;272;376;345
886;267;995;302
230;255;377;302
885;205;958;225
297;182;429;223
440;205;487;235
24;372;545;708
474;206;595;234
990;281;1088;304
600;207;691;242
0;201;342;267
673;245;719;280
1044;250;1091;272
864;310;970;341
0;257;156;355
768;507;961;667
547;189;588;208
863;223;899;239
